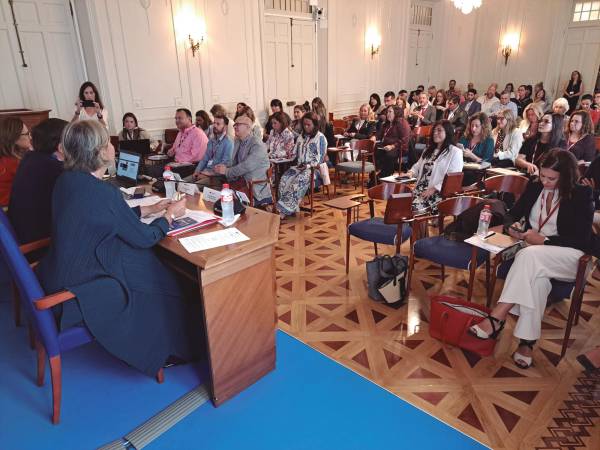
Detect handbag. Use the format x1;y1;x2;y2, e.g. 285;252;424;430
429;295;497;357
318;162;331;185
366;254;408;304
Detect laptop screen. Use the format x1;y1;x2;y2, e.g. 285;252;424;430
117;151;141;180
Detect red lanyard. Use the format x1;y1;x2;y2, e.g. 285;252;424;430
537;190;560;232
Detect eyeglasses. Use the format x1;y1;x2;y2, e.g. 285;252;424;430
497;117;506;121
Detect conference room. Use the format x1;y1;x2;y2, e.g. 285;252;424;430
2;1;600;449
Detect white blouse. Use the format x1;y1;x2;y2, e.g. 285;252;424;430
79;108;108;129
529;189;559;237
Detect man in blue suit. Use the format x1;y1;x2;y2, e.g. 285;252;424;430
461;89;481;117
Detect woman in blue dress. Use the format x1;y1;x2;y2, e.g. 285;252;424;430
276;112;327;218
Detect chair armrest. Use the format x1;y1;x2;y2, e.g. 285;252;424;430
577;254;593;278
19;238;50;256
35;290;77;310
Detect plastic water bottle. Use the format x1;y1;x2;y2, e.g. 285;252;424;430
163;165;176;200
476;205;492;238
220;183;234;223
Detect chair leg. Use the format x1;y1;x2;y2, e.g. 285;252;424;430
12;282;21;327
373;242;378;256
156;367;165;384
467;261;477;302
49;355;62;424
35;338;46;387
346;231;351;274
334;169;338;196
407;245;415;295
28;323;36;350
485;256;491;308
440;265;445;282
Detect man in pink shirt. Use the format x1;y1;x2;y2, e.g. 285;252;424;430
167;108;208;163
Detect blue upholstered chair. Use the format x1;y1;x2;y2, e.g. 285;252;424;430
491;254;592;358
334;139;377;195
346;183;413;274
408;196;489;301
0;209;164;424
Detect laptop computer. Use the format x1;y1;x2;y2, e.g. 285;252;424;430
112;151;141;188
119;139;151;156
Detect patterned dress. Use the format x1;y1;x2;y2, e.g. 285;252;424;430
412;148;442;214
266;128;296;159
277;131;326;216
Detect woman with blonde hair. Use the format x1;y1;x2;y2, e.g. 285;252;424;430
520;103;544;140
491;109;523;167
344;103;376;139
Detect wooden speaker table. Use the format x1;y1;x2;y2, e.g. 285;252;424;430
0;109;51;129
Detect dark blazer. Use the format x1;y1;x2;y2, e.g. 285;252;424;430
504;180;594;253
568;134;596;162
376;118;411;152
8;151;63;244
512;97;533;118
37;171;202;376
409;104;436;127
461;100;481;117
444;106;468;132
346;119;376;139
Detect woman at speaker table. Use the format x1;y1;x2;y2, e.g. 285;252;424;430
469;149;594;369
72;81;108;129
118;112;158;151
515;113;566;176
37;120;202;377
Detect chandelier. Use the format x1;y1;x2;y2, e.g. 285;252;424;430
452;0;482;15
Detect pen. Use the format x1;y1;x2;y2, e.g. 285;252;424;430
483;232;495;239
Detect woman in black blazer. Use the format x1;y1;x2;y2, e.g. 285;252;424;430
344;104;376;140
470;149;594;369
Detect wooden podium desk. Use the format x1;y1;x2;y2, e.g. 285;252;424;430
156;194;280;406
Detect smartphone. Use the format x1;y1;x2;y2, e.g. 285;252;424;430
509;225;523;233
82;100;95;108
132;187;145;199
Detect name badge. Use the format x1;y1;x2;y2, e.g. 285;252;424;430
203;187;221;203
178;182;200;196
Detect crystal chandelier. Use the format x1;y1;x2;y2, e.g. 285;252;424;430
452;0;482;15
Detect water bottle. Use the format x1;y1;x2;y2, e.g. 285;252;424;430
162;165;176;200
220;183;234;223
476;205;492;238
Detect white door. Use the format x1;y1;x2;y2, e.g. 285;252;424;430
263;14;317;116
0;0;85;119
559;26;600;97
406;29;433;90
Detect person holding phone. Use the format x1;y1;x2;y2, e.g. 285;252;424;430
469;149;594;369
72;81;108;129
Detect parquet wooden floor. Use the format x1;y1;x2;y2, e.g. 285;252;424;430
275;185;600;450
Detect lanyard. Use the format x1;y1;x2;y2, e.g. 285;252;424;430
537;190;560;233
567;134;585;151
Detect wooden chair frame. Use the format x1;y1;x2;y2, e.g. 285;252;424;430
333;139;377;195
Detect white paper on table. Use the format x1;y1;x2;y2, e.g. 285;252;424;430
334;134;345;139
120;186;137;195
126;195;161;208
178;228;250;253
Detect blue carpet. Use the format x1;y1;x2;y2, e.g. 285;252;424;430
0;287;485;450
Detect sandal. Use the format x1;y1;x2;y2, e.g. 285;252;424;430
469;315;505;340
512;339;536;369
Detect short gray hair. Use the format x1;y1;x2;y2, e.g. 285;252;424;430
62;120;110;172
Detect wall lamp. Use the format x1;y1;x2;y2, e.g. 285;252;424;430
175;5;206;58
501;32;520;66
189;34;203;57
366;27;381;59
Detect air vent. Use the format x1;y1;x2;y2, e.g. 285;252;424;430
265;0;311;14
411;4;432;27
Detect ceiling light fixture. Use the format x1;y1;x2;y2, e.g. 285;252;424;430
451;0;482;15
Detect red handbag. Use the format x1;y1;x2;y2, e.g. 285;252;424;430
429;295;497;357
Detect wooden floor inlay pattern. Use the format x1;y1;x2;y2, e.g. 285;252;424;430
275;186;600;450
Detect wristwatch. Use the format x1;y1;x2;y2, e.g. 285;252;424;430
97;113;103;119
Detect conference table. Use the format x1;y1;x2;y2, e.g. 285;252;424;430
154;192;280;406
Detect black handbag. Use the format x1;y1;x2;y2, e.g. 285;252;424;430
366;254;408;305
213;190;247;216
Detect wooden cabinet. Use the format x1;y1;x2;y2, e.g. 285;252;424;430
0;109;51;130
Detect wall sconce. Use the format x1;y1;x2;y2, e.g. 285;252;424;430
365;27;381;59
175;5;206;58
501;32;520;66
189;34;203;57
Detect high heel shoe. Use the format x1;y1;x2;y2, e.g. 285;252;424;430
513;339;536;369
468;315;505;340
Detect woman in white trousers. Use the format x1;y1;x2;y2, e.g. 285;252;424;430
470;149;594;368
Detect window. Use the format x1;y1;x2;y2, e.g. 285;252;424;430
265;0;311;14
573;2;600;22
411;4;432;27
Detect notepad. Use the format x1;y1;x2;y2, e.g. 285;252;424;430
464;234;522;254
126;195;161;208
178;228;250;253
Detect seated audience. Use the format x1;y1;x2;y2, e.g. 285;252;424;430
458;112;494;163
469;149;593;369
516;113;566;175
489;91;518;122
311;97;335;147
375;105;411;178
461;88;482;116
344;104;376;139
491;110;523;167
579;94;600;127
427;86;438;103
264;99;290;138
409;92;436;127
433;90;447;121
235;105;263;141
118;113;158;151
519;103;544;140
266;111;296;159
8;118;67;244
552;97;570;116
504;82;516;99
405;120;463;213
444;95;468;134
396;97;410;119
566;110;596;162
72;81;108;129
291;102;309;137
383;91;396;108
512;84;533;117
36;120;202;377
477;85;500;115
533;88;547;112
398;90;409;104
445;79;457;98
408;89;422;112
195;110;212;135
209;104;234;139
213;115;271;206
189;115;233;188
369;93;382;115
0;117;32;206
167;108;208;163
594;91;600;110
276;112;326;218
